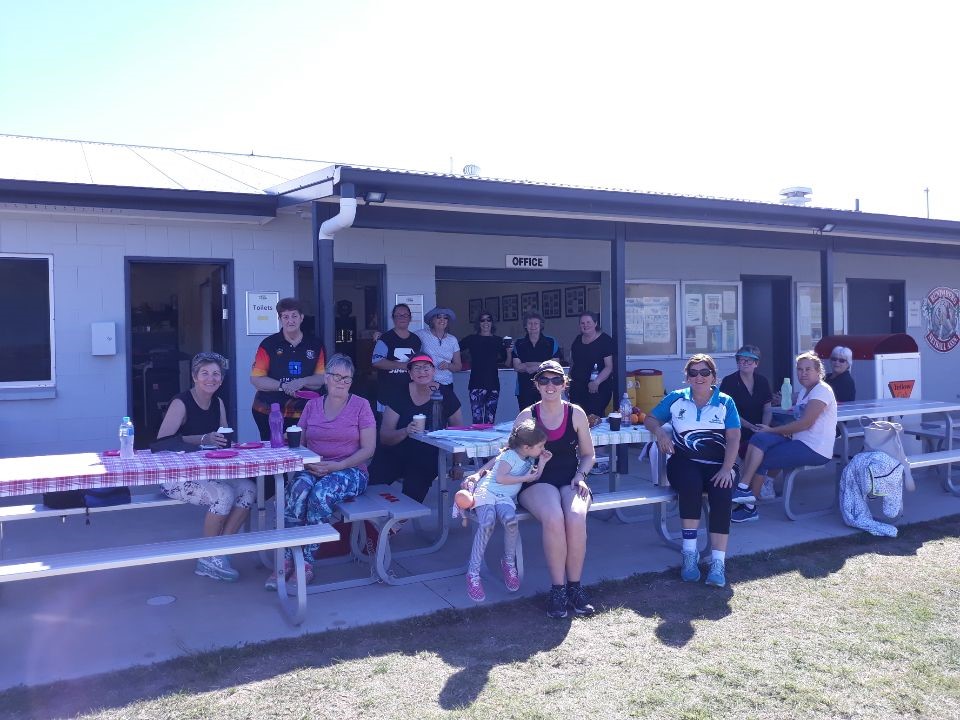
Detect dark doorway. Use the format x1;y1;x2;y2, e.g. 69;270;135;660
847;279;906;335
741;276;793;388
126;260;234;448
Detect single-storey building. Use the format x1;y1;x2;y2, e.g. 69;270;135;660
2;133;959;458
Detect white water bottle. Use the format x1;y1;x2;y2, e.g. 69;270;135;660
119;416;135;459
620;393;633;426
589;364;599;384
780;378;793;411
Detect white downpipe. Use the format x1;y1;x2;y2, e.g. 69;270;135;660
318;196;357;239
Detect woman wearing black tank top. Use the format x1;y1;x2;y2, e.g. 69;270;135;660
465;360;597;619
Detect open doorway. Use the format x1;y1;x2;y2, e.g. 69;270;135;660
741;275;793;388
126;259;234;448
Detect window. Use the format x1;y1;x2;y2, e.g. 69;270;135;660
796;283;847;351
681;281;742;356
0;254;55;388
625;280;680;358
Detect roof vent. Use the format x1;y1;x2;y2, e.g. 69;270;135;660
462;164;481;177
780;186;812;206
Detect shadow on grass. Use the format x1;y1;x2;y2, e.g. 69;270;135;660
1;514;957;719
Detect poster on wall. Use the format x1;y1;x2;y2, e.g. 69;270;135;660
624;281;679;357
682;281;740;355
246;291;280;335
920;286;960;353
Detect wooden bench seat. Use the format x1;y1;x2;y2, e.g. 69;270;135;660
0;524;339;625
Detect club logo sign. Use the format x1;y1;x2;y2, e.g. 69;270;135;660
921;286;960;353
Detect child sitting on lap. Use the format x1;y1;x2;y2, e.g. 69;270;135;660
463;419;551;602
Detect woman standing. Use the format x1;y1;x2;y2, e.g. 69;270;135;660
512;311;560;412
825;345;856;402
569;312;615;417
370;354;464;503
371;303;422;409
508;360;596;618
415;306;462;401
732;351;838;523
267;353;376;589
644;354;741;588
459;311;509;424
157;352;255;583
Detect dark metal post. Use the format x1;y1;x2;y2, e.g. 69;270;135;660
612;222;628;472
820;241;835;340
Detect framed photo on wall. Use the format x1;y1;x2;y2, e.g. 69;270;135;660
484;296;500;322
468;298;483;324
564;286;586;317
542;288;561;319
521;291;539;315
502;294;519;321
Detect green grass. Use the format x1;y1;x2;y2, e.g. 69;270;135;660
2;515;959;720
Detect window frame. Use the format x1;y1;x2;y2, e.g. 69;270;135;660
624;279;681;360
0;253;56;390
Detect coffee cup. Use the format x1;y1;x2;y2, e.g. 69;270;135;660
608;413;622;431
411;414;426;433
217;427;234;448
286;425;303;449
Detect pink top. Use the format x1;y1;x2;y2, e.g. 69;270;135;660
299;394;376;468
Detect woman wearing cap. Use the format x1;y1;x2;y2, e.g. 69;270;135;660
459;311;509;424
370;353;464;503
266;353;376;590
569;312;615;417
644;354;741;589
825;345;856;402
157;352;255;583
416;306;462;401
468;359;597;619
719;344;773;457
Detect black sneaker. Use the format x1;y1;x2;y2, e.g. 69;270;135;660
546;586;568;619
567;584;595;616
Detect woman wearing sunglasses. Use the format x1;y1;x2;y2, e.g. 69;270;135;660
731;351;838;523
644;354;741;588
459;312;509;424
824;346;856;402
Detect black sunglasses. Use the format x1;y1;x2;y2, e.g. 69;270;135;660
830;357;847;362
686;368;713;377
535;375;565;386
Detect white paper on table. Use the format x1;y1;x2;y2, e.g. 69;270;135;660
685;294;703;325
722;290;736;313
705;293;722;325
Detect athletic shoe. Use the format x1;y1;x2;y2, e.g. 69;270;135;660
759;477;776;501
466;572;485;602
731;485;756;505
731;505;759;523
680;549;701;582
501;558;521;592
195;555;240;582
546;586;569;619
567;584;595;616
705;560;726;588
287;560;315;590
264;558;294;591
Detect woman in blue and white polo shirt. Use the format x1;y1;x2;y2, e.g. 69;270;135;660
644;353;741;589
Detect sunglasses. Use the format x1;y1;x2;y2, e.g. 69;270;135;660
830;357;847;363
535;375;565;386
479;317;493;322
686;368;714;377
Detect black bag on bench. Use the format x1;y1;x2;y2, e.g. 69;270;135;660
42;486;132;510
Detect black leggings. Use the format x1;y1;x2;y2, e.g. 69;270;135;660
368;441;439;504
666;454;737;535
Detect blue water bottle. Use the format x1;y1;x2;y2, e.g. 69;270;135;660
119;416;135;459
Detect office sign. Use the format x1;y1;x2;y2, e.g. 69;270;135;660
506;254;549;269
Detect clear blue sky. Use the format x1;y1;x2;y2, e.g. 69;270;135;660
2;1;957;219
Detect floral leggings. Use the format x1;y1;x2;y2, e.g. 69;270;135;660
469;389;500;425
162;478;256;516
284;466;368;563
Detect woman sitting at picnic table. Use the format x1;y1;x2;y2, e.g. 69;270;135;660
266;353;376;590
731;351;838;523
824;345;856;402
156;352;255;583
643;353;741;589
369;353;464;504
466;359;597;619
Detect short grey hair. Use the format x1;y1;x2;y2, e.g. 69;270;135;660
831;346;853;368
191;352;226;378
325;353;354;375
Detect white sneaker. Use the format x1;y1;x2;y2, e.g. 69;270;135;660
759;477;776;501
195;555;240;582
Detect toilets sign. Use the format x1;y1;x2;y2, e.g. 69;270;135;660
506;255;549;269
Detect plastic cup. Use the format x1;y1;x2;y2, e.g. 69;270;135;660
286;425;302;449
217;427;234;448
412;414;426;433
608;413;622;431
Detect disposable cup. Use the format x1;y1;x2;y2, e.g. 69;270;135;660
286;425;303;448
412;414;426;433
608;413;622;431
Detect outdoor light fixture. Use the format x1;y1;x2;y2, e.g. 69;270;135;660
364;191;387;204
820;223;836;232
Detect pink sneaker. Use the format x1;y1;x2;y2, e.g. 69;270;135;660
466;572;485;602
501;558;521;592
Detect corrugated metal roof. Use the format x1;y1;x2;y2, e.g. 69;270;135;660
0;134;334;194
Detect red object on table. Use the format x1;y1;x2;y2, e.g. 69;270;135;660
205;450;239;459
234;441;265;450
102;450;120;457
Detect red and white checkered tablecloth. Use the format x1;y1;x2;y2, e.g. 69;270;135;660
0;447;304;498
